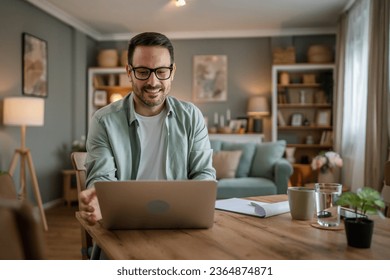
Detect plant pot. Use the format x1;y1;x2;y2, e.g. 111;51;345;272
344;218;374;248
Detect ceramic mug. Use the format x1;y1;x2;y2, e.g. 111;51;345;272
288;187;315;220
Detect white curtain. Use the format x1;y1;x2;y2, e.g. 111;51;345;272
341;0;370;191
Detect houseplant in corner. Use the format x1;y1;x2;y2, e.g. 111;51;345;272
337;187;385;248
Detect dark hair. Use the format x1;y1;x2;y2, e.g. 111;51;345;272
127;32;174;65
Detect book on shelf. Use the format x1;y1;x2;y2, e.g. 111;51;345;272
277;91;289;104
277;110;286;126
320;131;333;145
314;90;327;104
93;75;105;87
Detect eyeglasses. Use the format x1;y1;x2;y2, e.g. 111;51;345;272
130;65;173;80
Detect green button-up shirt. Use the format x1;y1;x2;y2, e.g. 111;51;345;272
85;93;216;187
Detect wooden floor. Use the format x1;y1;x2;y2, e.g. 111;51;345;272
43;203;83;260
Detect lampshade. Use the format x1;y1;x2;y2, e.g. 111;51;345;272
3;97;45;126
247;96;270;116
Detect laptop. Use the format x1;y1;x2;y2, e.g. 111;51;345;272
94;180;217;230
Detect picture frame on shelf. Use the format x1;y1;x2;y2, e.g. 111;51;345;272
228;119;247;133
94;90;107;106
22;33;48;98
291;113;303;126
229;120;242;133
236;117;248;133
315;109;331;126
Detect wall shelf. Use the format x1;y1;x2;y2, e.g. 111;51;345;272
279;126;332;130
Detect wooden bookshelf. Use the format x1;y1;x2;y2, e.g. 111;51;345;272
272;64;335;164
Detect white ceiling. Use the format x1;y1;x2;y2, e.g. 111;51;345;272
26;0;354;41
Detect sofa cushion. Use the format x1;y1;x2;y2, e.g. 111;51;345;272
217;177;277;199
210;140;222;152
221;142;256;178
249;140;286;179
212;150;242;179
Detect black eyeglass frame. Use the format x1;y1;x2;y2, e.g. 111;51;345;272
129;64;174;81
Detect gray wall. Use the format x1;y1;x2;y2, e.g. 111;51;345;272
0;0;334;204
0;0;95;204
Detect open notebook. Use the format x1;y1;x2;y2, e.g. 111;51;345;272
215;198;290;218
95;180;217;230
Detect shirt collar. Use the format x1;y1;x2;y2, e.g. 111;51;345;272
127;93;175;127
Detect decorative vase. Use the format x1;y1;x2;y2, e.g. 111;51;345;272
344;218;374;248
317;168;340;183
280;72;290;85
285;147;296;164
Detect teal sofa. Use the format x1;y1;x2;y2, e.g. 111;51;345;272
210;140;293;199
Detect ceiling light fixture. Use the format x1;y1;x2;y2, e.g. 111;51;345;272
175;0;186;7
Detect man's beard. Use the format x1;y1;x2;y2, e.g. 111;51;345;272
134;84;168;107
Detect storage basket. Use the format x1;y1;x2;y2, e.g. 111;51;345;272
307;45;333;63
273;47;296;64
97;49;118;67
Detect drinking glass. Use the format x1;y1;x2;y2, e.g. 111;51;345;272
315;183;342;227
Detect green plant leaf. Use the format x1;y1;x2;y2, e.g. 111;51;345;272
338;187;385;216
357;187;382;201
337;192;361;208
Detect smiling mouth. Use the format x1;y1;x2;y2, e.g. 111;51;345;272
145;89;160;94
144;86;161;95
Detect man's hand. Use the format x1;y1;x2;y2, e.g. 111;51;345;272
79;187;102;225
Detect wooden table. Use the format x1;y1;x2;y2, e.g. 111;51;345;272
75;195;390;260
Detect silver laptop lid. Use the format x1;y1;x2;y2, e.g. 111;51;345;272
94;180;217;230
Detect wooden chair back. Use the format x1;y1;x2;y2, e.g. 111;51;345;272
0;198;46;259
383;161;390;217
71;152;88;194
70;152;93;259
0;173;17;199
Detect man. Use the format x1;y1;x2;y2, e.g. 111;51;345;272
79;32;216;225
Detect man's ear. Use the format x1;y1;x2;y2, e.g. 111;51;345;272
171;63;177;81
126;64;133;83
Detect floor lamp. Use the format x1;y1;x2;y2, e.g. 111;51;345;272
3;97;48;231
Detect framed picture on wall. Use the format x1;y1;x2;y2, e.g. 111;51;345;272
22;33;48;98
192;55;227;102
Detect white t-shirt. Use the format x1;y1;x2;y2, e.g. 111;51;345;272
135;110;167;179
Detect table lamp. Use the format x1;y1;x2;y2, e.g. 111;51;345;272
3;96;48;231
247;96;270;133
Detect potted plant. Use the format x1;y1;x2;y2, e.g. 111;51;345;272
337;187;385;248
